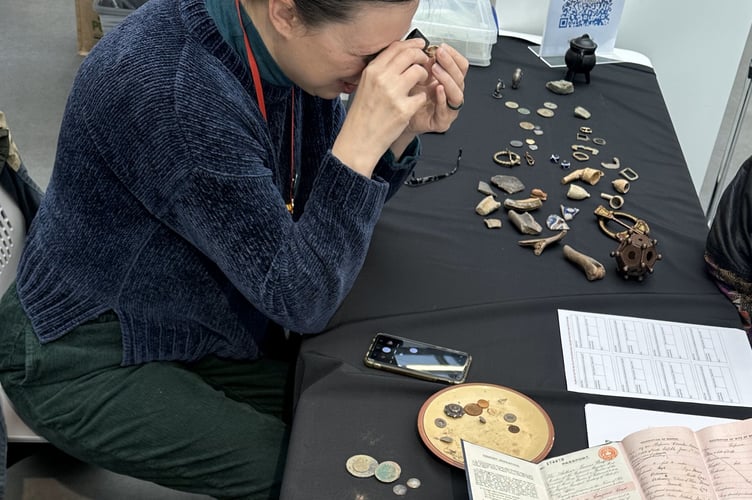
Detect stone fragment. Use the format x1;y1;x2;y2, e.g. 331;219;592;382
490;175;525;194
574;106;591;119
477;180;496;197
546;80;574;95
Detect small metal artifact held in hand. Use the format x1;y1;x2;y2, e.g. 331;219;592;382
594;205;662;281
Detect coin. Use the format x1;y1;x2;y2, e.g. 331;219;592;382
525;138;536;145
508;425;521;433
393;484;408;496
537;108;555;118
503;413;518;423
477;399;489;408
519;121;535;130
444;403;464;418
509;140;524;148
407;478;422;489
533;129;544;136
529;144;538;151
505;101;519;109
543;101;558;109
517;107;531;115
375;460;402;483
464;403;483;416
434;417;447;428
346;454;379;478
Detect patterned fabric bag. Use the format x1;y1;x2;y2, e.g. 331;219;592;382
705;155;752;344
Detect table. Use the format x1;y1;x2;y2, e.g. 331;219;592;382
280;35;752;499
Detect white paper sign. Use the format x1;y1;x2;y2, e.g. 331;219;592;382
539;0;625;58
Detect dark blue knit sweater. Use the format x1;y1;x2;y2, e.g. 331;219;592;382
16;0;418;365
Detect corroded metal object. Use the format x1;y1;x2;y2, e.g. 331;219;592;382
508;210;542;235
546;80;574;95
562;244;606;281
518;230;567;256
493;149;521;167
594;205;662;281
492;79;504;99
476;195;501;216
561;167;604;186
512;68;523;89
600;193;624;209
601;157;620;169
503;197;543;212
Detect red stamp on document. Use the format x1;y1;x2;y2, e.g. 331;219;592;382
598;445;619;461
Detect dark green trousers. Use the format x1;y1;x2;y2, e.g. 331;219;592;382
0;284;291;499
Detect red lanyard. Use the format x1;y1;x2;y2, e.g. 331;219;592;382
235;0;296;213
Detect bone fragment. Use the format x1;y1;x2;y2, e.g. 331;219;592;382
563;244;606;281
503;197;543;212
518;230;567;256
508;210;542;235
476;195;501;216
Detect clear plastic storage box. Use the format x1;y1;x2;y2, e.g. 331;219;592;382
411;0;498;67
93;0;148;34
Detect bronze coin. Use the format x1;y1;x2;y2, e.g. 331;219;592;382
463;403;483;416
346;454;378;478
519;121;535;130
375;460;402;483
537;108;555;118
508;425;521;433
477;399;489;408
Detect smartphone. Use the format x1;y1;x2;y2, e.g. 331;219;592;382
363;333;472;384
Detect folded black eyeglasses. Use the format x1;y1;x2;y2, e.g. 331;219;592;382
404;148;462;187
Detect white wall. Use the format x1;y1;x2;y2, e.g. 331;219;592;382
495;0;752;201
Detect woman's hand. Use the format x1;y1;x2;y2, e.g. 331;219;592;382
332;38;431;177
407;43;469;135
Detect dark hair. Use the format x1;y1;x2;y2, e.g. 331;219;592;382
293;0;416;27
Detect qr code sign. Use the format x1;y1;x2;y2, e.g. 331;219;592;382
559;0;614;28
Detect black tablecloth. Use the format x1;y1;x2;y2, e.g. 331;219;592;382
280;36;751;499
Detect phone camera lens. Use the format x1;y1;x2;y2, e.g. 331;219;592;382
381;346;392;353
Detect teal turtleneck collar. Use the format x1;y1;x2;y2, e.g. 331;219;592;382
204;0;291;87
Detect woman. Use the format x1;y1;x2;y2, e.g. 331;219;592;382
0;0;467;497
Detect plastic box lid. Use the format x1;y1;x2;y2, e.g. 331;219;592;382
411;0;498;67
